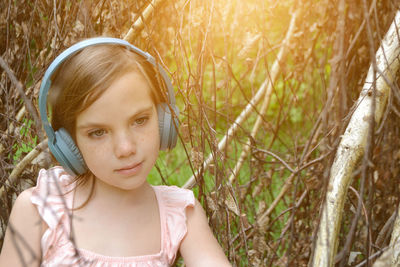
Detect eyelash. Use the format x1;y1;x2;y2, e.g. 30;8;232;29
88;129;106;138
134;116;149;126
87;116;150;138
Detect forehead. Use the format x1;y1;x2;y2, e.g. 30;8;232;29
76;71;154;125
78;54;160;114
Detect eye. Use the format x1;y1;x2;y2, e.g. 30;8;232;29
135;116;149;126
88;129;106;138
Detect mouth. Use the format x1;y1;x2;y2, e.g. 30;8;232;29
115;161;143;176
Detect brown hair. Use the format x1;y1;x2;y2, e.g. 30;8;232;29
48;43;166;206
50;44;164;139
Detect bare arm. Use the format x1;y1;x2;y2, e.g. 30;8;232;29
0;188;43;267
180;199;231;267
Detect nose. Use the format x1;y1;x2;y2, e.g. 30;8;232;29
113;130;136;158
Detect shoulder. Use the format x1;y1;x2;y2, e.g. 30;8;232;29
12;187;36;209
0;188;43;267
9;187;41;224
7;188;36;218
179;198;231;267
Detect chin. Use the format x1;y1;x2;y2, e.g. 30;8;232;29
113;177;149;191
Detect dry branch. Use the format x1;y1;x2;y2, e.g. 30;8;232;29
228;9;300;184
123;0;163;43
388;204;400;265
372;205;400;267
310;10;400;267
0;107;26;155
183;81;266;189
183;9;300;189
0;57;42;140
0;139;48;197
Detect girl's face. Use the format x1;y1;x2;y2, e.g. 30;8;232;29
75;71;160;191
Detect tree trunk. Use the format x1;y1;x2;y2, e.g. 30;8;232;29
310;10;400;267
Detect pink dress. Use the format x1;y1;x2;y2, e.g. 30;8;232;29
30;167;195;267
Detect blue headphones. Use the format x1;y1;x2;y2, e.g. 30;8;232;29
39;37;179;176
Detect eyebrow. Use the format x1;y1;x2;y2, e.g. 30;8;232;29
76;106;154;130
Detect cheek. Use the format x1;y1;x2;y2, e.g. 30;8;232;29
77;138;108;166
81;146;110;177
141;131;160;155
145;117;161;149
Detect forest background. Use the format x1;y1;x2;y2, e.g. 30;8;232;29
1;0;400;266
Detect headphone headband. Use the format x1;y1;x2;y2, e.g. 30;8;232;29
38;37;176;142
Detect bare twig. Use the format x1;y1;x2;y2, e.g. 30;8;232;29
0;139;48;197
0;56;42;140
227;9;300;184
183;8;300;189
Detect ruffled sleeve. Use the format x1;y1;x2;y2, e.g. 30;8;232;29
154;185;195;264
30;166;78;265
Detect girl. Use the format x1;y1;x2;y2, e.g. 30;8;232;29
0;38;231;266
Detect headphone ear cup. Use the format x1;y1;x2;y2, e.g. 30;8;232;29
54;128;87;175
157;103;178;150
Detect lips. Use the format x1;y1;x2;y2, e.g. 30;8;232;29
115;161;143;176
